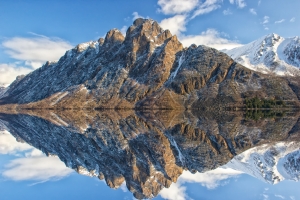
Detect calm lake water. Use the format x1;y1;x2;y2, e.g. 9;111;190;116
0;110;299;200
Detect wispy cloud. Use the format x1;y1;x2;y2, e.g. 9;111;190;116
0;34;72;85
275;194;285;199
262;16;269;24
229;0;246;8
2;35;72;69
249;8;257;15
157;0;199;15
191;0;221;19
290;17;296;22
275;19;285;24
223;8;232;15
3;155;73;181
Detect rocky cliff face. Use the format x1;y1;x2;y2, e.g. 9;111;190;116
223;34;300;76
1;19;300;108
1;109;300;199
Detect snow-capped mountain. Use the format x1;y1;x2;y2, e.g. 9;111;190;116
225;142;300;184
223;33;300;76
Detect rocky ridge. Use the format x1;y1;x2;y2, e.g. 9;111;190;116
1;19;300;109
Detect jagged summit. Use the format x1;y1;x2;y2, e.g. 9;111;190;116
223;33;300;76
1;19;300;108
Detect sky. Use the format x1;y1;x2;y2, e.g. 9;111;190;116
0;0;299;85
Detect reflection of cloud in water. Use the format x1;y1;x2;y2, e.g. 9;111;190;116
3;151;73;181
0;130;73;182
0;130;32;154
159;168;242;200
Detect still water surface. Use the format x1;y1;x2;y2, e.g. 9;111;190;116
0;109;299;200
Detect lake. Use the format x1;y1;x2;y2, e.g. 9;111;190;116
0;109;299;200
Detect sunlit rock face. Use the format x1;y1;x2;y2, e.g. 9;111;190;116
1;19;300;109
1;109;300;199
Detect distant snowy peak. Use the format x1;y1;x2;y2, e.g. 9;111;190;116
225;142;300;184
223;33;300;76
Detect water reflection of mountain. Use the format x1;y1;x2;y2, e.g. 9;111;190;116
0;109;300;199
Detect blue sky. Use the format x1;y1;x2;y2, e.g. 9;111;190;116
0;0;299;85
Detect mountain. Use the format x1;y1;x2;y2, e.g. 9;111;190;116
1;19;300;109
223;33;300;76
225;141;300;184
0;86;6;99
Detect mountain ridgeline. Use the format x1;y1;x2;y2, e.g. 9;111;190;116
1;18;300;109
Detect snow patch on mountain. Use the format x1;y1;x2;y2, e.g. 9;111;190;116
225;142;300;184
223;33;300;76
0;85;7;98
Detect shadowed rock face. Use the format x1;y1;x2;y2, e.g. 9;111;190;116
1;18;300;109
1;109;300;199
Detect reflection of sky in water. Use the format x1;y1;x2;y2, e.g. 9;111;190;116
1;130;300;200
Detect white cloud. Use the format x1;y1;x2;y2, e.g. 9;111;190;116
159;182;187;200
249;8;257;15
290;17;296;22
275;194;285;199
229;0;246;8
132;12;144;20
179;29;242;50
0;130;33;154
223;8;232;15
120;26;128;36
275;19;285;24
262;16;269;24
160;15;187;36
2;36;72;69
157;0;199;15
179;168;242;189
191;0;221;19
159;167;242;200
258;0;262;5
2;150;73;181
0;63;32;86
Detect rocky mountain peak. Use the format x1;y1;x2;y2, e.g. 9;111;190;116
104;28;125;47
98;38;104;46
124;18;172;52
